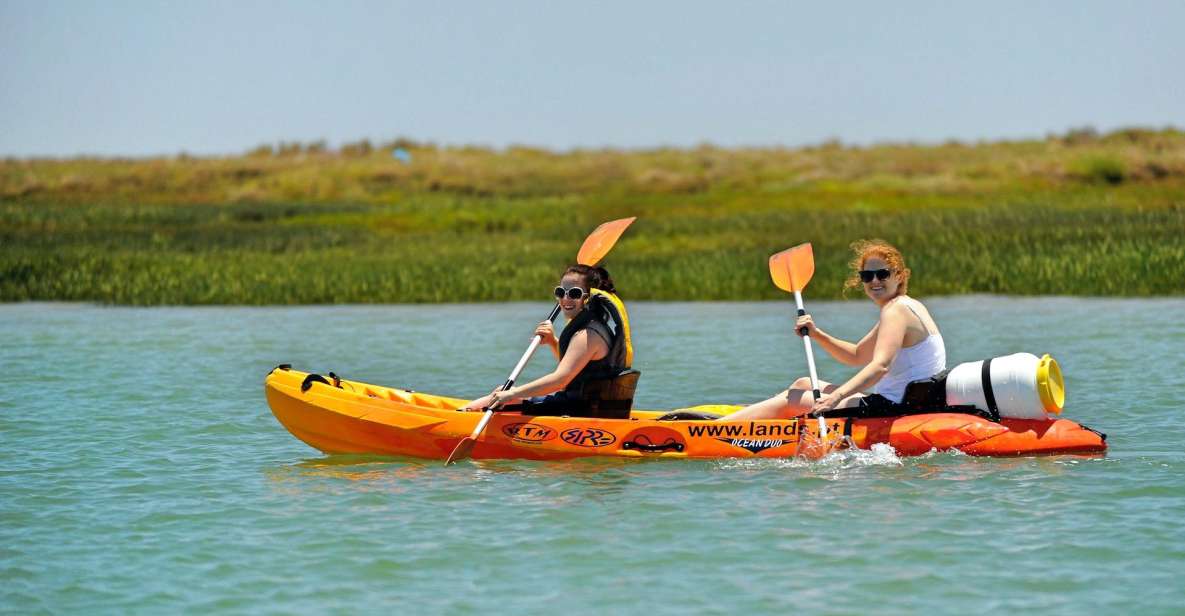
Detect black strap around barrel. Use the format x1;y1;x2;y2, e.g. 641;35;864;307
981;358;999;416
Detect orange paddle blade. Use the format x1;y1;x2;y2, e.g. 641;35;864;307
445;437;476;465
795;417;843;460
794;419;826;460
576;217;636;266
769;243;815;293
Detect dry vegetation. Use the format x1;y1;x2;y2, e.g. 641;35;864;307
2;128;1183;303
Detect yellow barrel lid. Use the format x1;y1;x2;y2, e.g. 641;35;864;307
1036;354;1065;414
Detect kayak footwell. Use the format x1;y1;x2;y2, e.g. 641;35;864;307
265;367;1107;461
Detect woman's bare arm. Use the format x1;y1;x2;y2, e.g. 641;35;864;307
503;330;607;399
810;323;876;367
830;306;908;398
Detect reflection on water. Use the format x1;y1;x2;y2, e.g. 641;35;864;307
263;455;427;494
266;436;1107;492
266;453;646;502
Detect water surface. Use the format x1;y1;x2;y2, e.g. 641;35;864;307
2;297;1183;614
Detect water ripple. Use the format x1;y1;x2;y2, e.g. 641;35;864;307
3;300;1185;614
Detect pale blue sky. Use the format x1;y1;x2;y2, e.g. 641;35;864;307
2;1;1182;156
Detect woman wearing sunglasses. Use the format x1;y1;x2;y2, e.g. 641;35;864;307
463;264;635;416
725;239;945;420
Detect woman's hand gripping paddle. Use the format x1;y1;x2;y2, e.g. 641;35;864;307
446;217;637;464
769;243;832;459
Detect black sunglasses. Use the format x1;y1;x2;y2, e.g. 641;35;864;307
554;286;587;301
858;269;892;283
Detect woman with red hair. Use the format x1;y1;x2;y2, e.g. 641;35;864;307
725;239;946;420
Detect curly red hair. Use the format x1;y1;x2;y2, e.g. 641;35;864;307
843;239;911;296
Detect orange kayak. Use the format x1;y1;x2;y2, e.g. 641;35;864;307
264;366;1107;460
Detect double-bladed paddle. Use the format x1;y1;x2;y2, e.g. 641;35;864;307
769;243;832;458
446;217;636;464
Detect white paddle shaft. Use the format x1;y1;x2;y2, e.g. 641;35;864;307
793;290;827;439
792;291;821;393
466;407;496;440
503;334;544;390
460;334;543;439
464;303;562;441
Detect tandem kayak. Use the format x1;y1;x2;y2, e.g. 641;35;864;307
264;366;1107;460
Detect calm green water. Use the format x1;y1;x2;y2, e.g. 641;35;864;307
3;298;1184;614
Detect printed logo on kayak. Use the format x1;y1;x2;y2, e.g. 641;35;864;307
560;428;617;448
714;438;788;454
688;420;842;442
502;422;557;444
687;421;802;440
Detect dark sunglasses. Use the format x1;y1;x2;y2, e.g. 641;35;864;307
858;269;892;283
554;286;587;301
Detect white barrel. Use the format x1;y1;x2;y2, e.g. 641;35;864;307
945;353;1065;419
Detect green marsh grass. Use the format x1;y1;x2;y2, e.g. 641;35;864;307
3;129;1184;304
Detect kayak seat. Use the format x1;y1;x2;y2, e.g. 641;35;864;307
516;370;640;419
579;368;641;419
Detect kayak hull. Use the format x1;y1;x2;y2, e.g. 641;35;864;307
264;367;1107;460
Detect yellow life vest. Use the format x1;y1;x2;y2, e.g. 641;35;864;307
589;288;633;368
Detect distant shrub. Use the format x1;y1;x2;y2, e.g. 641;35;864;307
1141;162;1170;179
247;144;274;158
506;145;551;157
1060;126;1100;146
3;179;45;199
276;142;303;157
1073;156;1127;185
363;169;409;188
382;137;431;151
226;185;269;203
633;169;709;193
341;139;373;157
1104;128;1160;144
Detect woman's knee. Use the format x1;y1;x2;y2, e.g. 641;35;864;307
790;376;812;390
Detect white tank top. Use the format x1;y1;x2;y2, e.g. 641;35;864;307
872;299;946;403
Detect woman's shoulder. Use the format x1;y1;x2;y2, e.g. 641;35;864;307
900;295;937;316
568;322;611;348
880;295;912;314
886;294;928;309
880;295;930;321
886;295;942;335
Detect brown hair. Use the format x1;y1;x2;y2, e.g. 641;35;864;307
843;239;911;296
564;264;617;295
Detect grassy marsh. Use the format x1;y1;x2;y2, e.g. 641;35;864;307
3;128;1184;304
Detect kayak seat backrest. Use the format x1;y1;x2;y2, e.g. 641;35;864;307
579;369;640;419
